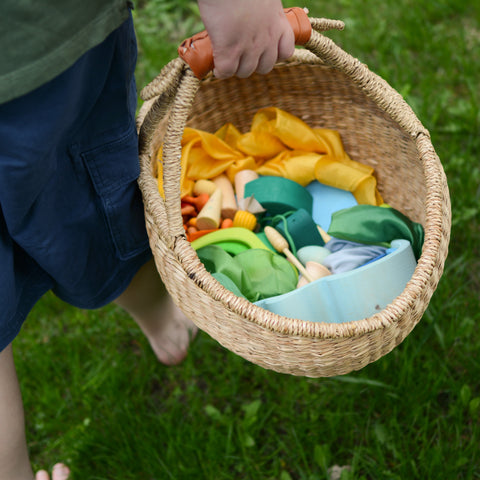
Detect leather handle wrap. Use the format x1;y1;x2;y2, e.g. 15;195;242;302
178;7;312;79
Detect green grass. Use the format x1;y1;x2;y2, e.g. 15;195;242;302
13;1;480;479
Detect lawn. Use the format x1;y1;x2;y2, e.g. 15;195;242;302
13;1;479;479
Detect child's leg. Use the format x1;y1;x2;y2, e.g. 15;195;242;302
0;344;34;480
0;345;70;480
114;258;198;366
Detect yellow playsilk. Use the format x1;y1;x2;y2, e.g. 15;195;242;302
157;107;383;205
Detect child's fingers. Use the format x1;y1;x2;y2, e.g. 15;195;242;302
277;28;295;61
256;47;279;75
235;52;262;78
214;27;293;78
213;54;240;79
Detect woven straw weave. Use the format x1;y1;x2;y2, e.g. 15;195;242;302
136;17;451;377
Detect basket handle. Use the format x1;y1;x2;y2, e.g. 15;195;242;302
138;10;427;243
179;7;315;79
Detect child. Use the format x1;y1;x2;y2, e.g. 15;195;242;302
0;0;295;478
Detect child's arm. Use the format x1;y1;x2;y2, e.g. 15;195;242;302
197;0;295;79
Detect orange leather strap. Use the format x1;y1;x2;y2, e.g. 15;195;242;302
178;7;312;79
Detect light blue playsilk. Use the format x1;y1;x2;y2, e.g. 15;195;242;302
254;239;416;323
305;181;357;230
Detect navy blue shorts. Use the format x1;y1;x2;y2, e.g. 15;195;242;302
0;15;152;351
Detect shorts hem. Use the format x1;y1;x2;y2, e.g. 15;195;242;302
53;248;152;310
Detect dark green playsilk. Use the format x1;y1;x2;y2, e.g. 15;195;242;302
275;208;325;251
328;205;424;260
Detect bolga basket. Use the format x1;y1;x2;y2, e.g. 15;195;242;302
136;9;451;377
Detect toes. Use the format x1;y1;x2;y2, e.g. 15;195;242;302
52;463;70;480
35;464;70;480
152;305;198;366
157;351;185;366
155;341;189;366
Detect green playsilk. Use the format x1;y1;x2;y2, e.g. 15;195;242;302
197;245;298;302
328;205;425;260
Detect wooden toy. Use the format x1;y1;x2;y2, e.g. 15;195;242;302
193;179;217;196
233;210;257;231
317;225;332;243
221;218;234;229
296;261;331;288
255;239;418;324
181;204;196;217
182;193;210;212
196;188;222;230
191;227;270;253
264;226;314;282
187;228;218;242
234;169;259;202
297;245;331;265
305;181;357;230
212;174;238;219
244;176;313;216
237;195;266;215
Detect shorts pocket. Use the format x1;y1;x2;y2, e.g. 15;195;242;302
81;126;149;260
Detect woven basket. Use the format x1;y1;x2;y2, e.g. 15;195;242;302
136;16;451;377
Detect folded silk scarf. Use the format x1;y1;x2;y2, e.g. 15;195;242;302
322;242;388;274
157;107;383;205
327;205;424;260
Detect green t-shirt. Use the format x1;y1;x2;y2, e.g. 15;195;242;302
0;0;132;104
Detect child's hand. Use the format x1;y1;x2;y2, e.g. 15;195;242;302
197;0;295;78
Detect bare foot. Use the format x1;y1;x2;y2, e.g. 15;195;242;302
115;259;198;366
142;295;198;366
35;463;70;480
